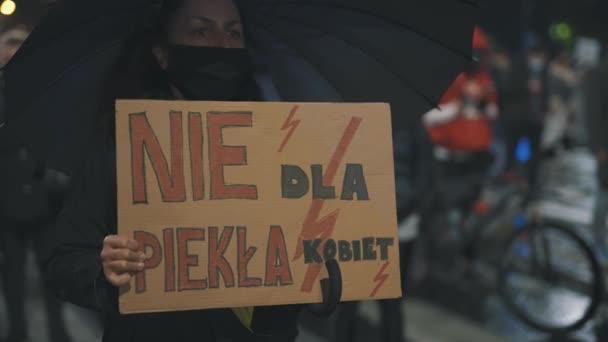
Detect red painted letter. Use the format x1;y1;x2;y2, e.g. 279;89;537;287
163;228;176;292
208;227;235;288
207;112;258;200
237;227;262;287
265;226;293;286
177;228;207;291
133;231;163;294
130;111;186;203
189;112;205;201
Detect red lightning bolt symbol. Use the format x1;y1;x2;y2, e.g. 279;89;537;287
278;105;301;152
370;261;390;297
295;117;362;292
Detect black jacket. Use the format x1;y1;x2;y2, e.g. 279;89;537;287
39;135;301;342
392;119;433;221
0;70;56;225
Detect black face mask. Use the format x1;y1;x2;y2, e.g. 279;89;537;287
166;45;254;101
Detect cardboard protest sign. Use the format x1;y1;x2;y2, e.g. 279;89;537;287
115;100;401;314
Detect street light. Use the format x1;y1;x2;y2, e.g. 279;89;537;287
0;0;16;16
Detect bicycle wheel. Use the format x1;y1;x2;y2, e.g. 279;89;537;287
498;219;603;334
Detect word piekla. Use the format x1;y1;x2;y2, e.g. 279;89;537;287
134;225;292;294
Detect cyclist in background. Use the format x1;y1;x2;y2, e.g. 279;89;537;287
423;26;498;218
501;36;550;192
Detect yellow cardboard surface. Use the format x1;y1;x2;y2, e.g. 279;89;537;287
115;100;401;314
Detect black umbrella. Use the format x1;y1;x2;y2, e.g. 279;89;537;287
1;0;477;176
1;0;160;174
240;0;478;127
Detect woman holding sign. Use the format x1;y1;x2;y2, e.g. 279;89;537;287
41;0;302;341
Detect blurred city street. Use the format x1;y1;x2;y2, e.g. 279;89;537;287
1;147;603;341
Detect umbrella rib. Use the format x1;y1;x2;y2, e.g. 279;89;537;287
456;0;479;8
9;4;148;64
14;38;125;122
253;24;347;101
249;0;475;60
266;14;456;108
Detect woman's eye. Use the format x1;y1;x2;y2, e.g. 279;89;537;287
229;30;243;39
193;28;209;38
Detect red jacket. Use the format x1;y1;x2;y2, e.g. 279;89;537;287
424;69;498;152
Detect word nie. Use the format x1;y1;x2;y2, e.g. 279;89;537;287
129;111;370;203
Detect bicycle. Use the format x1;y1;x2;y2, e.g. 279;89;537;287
498;212;603;335
495;174;604;337
415;162;604;336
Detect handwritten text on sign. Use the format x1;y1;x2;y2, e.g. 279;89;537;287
115;100;401;314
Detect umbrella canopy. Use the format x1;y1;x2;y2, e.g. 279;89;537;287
0;0;478;176
240;0;478;126
1;0;161;174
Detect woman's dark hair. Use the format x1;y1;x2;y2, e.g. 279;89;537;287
98;0;186;140
98;0;259;142
106;0;186;99
159;0;186;37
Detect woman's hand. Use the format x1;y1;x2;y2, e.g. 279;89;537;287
101;235;146;287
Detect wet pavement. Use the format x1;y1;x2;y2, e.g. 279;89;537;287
0;252;103;342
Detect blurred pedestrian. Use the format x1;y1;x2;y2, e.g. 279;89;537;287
582;59;608;257
0;25;73;342
501;38;549;190
423;27;498;216
544;50;579;151
39;1;303;341
484;37;511;177
0;27;28;67
0;27;29;127
425;28;499;153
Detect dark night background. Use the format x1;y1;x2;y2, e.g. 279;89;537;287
2;0;607;52
480;0;607;50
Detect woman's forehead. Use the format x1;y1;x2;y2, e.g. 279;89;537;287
176;0;241;22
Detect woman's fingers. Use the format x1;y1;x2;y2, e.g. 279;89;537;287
103;235;140;251
101;235;145;287
102;257;144;287
106;260;145;274
101;248;146;263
